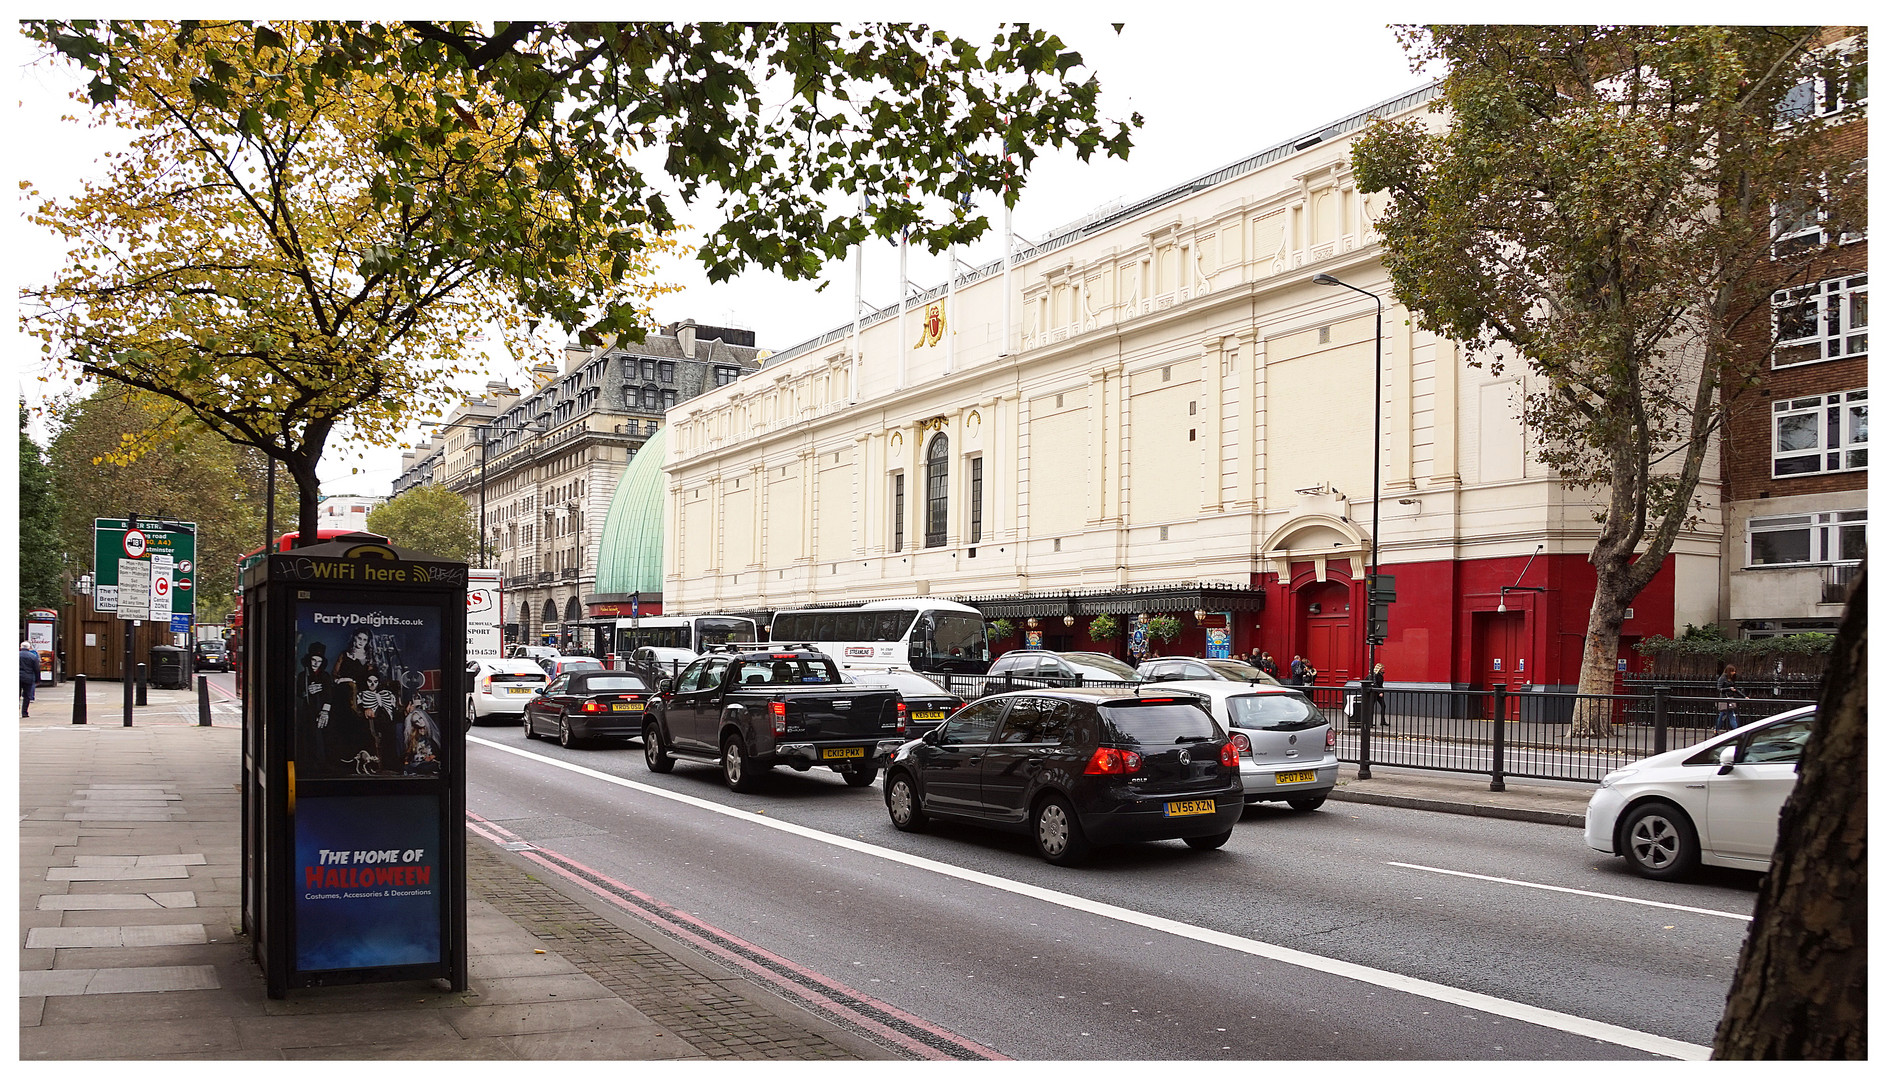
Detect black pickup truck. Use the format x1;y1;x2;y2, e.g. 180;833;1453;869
640;648;906;791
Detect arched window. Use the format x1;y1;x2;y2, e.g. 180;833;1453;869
924;434;949;548
564;597;581;624
542;600;558;626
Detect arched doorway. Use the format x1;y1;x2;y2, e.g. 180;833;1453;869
1298;580;1353;686
541;600;558;645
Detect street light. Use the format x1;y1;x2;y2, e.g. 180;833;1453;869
1311;272;1385;693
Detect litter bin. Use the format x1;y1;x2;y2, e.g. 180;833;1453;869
148;645;187;689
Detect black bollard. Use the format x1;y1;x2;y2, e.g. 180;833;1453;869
135;662;148;708
197;675;212;726
72;673;87;725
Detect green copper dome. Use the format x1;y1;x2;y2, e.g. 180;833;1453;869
595;424;667;595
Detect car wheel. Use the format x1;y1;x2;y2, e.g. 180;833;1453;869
643;721;675;773
522;712;539;739
842;764;879;788
559;717;577;750
886;773;927;832
1286;795;1327;812
1032;795;1091;866
1621;801;1700;881
722;735;763;792
1184;827;1236;851
466;694;479;728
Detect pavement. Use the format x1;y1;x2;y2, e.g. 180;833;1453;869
18;676;1595;1060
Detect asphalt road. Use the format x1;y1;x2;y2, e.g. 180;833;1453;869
459;717;1760;1060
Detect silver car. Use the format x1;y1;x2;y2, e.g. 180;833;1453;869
1138;682;1338;810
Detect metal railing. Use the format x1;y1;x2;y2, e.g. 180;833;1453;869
1824;562;1862;603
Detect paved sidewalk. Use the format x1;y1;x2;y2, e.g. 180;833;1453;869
18;679;887;1061
18;676;1599;1060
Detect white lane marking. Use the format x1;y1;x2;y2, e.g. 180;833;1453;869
1387;862;1753;922
470;735;1711;1060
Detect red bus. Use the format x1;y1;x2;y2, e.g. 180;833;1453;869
232;529;390;627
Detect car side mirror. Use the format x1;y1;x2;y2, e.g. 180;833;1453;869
922;727;943;745
657;679;673;694
1717;744;1738;774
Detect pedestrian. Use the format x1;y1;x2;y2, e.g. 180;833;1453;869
1258;652;1278;678
1714;663;1748;732
1289;655;1307;685
20;641;41;718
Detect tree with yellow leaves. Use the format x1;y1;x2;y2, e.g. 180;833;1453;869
22;22;677;542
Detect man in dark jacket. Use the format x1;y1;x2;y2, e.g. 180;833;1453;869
20;642;42;717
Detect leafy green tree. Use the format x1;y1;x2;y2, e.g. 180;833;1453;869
18;406;66;618
23;20;1139;544
366;485;476;562
1351;26;1866;736
46;383;296;623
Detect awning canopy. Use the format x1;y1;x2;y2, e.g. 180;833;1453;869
963;584;1265;620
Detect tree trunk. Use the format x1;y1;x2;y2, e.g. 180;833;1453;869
287;452;322;549
1713;565;1866;1059
1571;557;1633;737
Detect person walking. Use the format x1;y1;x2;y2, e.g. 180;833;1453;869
1289;655;1307;685
1714;663;1748;732
1257;651;1278;678
20;642;42;717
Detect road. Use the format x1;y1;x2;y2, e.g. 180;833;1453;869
456;717;1760;1060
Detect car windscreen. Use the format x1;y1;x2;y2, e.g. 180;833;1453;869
1225;693;1325;731
575;675;649;692
1062;653;1140;680
488;672;544;684
736;657;843;685
1101;701;1221;745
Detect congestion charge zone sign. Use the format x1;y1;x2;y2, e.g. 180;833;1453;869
92;518;197;617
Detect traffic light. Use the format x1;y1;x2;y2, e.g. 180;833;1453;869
1366;573;1395;645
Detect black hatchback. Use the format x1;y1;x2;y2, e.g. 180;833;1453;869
882;688;1243;865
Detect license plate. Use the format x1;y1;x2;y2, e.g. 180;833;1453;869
912;711;947;721
506;686;537;694
1274;770;1318;785
1165;799;1216;817
821;747;866;760
611;703;645;712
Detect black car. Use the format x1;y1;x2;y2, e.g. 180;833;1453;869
979;650;1141;696
192;640;229;672
523;670;654;748
882;688;1244;865
846;669;965;741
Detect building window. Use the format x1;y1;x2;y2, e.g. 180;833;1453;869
1748;510;1867;566
1779;44;1867;122
659;361;676;383
924;435;948;548
641;359;657;381
891;473;905;552
1774;389;1867;476
1773;276;1867;368
662;390;677;409
968;456;983;545
715;366;739;386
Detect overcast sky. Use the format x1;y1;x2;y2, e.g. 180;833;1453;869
21;7;1829;498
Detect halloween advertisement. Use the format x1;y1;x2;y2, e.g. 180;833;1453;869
292;603;444;779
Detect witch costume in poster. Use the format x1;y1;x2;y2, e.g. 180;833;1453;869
293;604;443;778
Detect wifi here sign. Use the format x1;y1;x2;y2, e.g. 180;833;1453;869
92;518;196;618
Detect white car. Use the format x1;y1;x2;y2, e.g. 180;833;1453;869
1585;706;1815;880
1136;681;1338;811
467;659;550;725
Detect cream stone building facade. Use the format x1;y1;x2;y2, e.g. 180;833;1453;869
661;84;1724;691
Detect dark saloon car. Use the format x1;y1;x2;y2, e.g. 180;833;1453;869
846;669;965;741
523;670;654;748
882;688;1244;865
1136;656;1281;686
981;650;1141;695
192;639;230;672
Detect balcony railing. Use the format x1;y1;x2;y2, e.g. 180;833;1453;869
1823;562;1862;604
561;567;579;582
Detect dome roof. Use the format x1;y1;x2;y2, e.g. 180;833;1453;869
594;424;667;595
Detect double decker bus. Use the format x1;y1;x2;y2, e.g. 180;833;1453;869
765;598;990;675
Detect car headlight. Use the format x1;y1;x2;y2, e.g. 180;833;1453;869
1597;768;1639;790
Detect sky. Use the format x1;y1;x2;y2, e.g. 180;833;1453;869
27;8;1838;499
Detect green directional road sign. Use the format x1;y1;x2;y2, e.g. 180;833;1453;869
93;518;197;620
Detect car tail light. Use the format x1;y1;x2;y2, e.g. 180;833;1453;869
1219;741;1240;767
770;699;787;735
1230;733;1251;756
480;676;491;692
1083;746;1143;775
1325;727;1337;751
896;700;907;735
582;701;604;713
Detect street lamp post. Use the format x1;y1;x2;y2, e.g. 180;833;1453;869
1313;273;1385;778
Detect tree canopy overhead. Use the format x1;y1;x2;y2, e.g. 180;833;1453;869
23;20;1139;545
1352;25;1866;731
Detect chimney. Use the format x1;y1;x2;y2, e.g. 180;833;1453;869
529;363;559;391
675;318;697;359
485;380;518;400
563;343;591;374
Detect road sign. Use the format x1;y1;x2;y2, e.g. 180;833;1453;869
118;559;152;621
93;518;196;619
177;578;194;591
170;613;193;634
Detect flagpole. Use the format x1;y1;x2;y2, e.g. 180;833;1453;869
851;193;863;404
897;230;909;390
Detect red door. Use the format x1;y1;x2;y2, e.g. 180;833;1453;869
1474;610;1526;719
1300;581;1353;686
